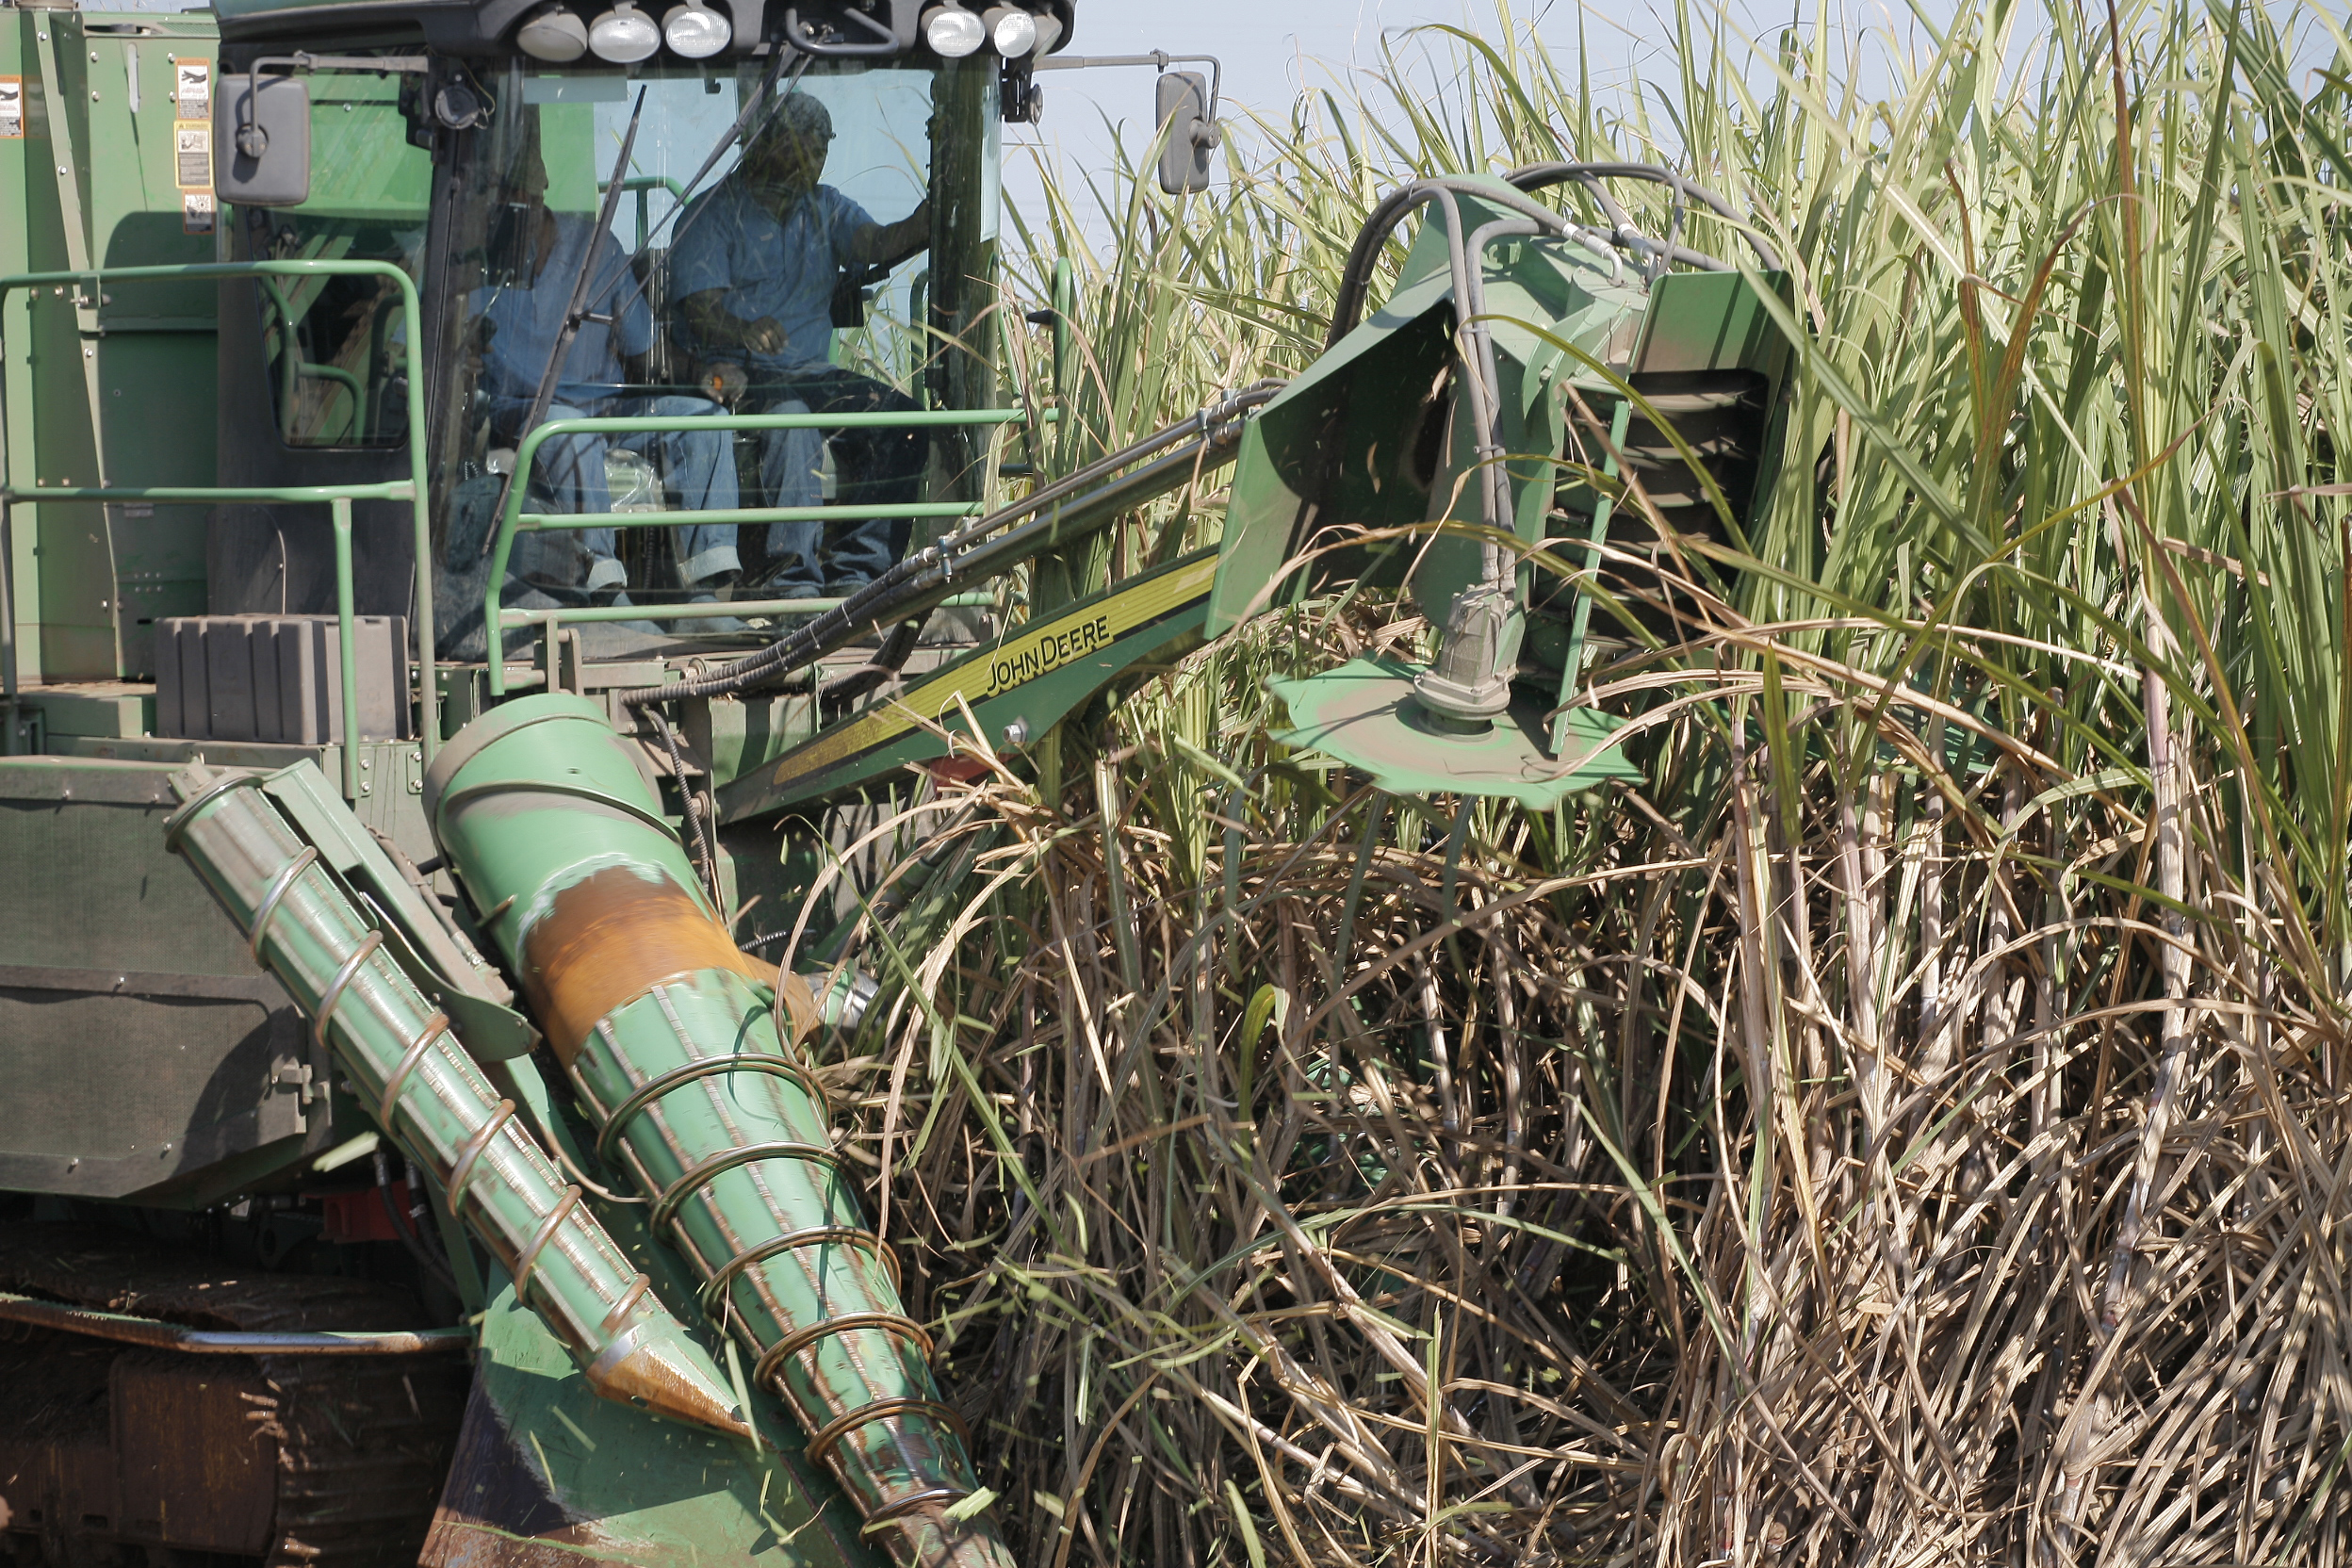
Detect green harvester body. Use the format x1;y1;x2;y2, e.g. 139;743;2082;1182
0;4;1791;1562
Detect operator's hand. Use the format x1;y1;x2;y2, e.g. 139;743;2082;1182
462;315;496;376
736;316;789;356
702;360;751;406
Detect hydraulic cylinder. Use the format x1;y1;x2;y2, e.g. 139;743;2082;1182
423;694;1009;1568
165;761;753;1439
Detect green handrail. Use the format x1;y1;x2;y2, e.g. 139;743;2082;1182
517;501;984;531
259;275;371;444
512;588;995;634
485;405;1024;695
0;260;435;787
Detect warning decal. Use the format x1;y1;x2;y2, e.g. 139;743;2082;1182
174;121;211;189
174;59;209;122
183;192;216;236
0;77;23;140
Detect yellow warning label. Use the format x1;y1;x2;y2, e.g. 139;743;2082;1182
173;59;209;122
174;121;211;190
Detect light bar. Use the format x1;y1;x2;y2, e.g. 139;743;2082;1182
587;1;661;62
923;3;985;57
662;0;731;57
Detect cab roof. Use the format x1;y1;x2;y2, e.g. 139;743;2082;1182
210;0;1076;57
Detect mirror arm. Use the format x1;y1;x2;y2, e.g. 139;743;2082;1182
1032;50;1224;122
238;53;429;158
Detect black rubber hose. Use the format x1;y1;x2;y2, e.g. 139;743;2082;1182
1323;177;1576;351
1324;182;1435;352
1503;161;1784;271
819;612;927;705
1324;164;1783;352
374;1147;458;1295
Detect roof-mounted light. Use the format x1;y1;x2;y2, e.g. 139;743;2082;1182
587;1;661;62
980;6;1036;57
516;4;590;61
662;0;730;57
922;4;985;58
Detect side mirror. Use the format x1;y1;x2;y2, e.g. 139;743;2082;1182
215;74;311;207
1154;71;1217;195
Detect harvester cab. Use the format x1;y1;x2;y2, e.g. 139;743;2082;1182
0;1;1786;1563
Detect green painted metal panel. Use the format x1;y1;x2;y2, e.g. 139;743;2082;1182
4;10;220;681
14;14;104;678
685;690;823;793
1267;656;1643;808
1;15;28;687
1632;269;1793;386
1205;181;1648;637
445;1280;877;1568
0;756;255;973
0;756;330;1200
22;679;154;737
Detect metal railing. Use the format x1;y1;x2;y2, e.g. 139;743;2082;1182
483;405;1026;696
260;276;363;445
3;263;1039;742
0;259;434;797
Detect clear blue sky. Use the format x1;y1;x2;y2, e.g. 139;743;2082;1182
998;0;1900;235
1002;0;2340;237
1003;0;1662;229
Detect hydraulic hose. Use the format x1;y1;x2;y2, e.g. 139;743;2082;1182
1324;164;1781;351
1503;161;1784;272
1324;175;1590;351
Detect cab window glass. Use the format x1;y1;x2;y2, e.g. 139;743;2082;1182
432;60;947;619
230;70;430;449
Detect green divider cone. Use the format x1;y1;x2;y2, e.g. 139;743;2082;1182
165;761;753;1439
424;695;1011;1568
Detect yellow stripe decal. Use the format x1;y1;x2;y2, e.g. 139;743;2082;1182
753;552;1219;792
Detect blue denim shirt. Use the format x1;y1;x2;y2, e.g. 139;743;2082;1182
472;212;653;406
668;173;874;375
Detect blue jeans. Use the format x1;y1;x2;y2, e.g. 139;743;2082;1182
494;393;741;590
743;367;923;595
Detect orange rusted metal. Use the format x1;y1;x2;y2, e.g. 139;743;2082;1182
515;865;817;1062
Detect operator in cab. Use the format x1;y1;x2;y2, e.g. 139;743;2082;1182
669;92;930;599
473;138;740;609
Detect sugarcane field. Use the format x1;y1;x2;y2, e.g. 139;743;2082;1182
3;0;2351;1562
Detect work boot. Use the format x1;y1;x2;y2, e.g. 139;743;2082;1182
680;592;745;633
682;569;744;633
606;590;663;636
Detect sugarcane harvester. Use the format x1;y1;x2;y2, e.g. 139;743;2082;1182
0;0;1791;1560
